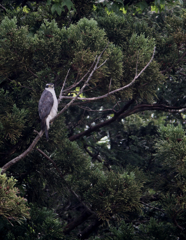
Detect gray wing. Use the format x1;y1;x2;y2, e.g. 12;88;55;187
38;89;54;120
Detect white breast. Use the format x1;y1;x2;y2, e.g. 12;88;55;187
45;88;58;129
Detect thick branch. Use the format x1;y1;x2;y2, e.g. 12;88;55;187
1;46;108;174
63;210;93;234
69;102;186;141
120;103;186;119
69;99;135;141
0;46;157;173
1;131;44;174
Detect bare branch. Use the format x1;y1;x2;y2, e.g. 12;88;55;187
52;45;109;122
120;103;186;119
140;201;164;213
28;68;39;78
1;45;157;173
63;57;97;93
69;99;135;141
58;68;70;104
78;105;113;112
135;52;139;77
62;46;156;102
97;58;108;69
1;45;109;174
108;78;112;93
69;102;186;142
1;131;44;174
0;4;6;12
179;72;186;77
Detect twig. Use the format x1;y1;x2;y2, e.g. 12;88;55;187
173;209;184;231
63;58;96;93
0;4;6;12
69;99;135;141
37;148;94;214
78;105;113;112
108;78;112;92
69;101;186;141
62;46;156;102
37;148;64;177
97;58;108;69
28;68;39;78
1;45;109;174
140;201;164;213
52;44;109;123
136;52;139;77
58;68;70;104
179;72;186;77
84;145;102;163
1;131;44;174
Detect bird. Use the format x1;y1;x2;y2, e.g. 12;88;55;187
38;83;58;140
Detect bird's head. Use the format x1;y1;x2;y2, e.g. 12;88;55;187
45;83;54;89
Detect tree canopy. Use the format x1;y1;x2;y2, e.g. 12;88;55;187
1;0;186;239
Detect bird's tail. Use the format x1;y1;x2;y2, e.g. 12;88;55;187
41;119;49;140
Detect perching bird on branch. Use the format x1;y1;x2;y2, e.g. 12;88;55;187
38;83;58;140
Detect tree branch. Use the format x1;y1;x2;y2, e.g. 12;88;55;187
69;99;135;141
120;103;186;119
69;102;186;141
63;46;156;102
63;59;97;93
1;46;108;174
28;68;39;78
1;131;44;174
63;210;93;234
52;44;109;123
0;4;7;12
37;148;94;215
58;68;70;104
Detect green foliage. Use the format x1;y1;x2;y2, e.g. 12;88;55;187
156;124;186;169
49;0;75;15
0;205;65;240
0;170;30;223
107;220;135;240
97;13;164;102
83;170;142;220
1;104;28;144
1;2;186;240
106;218;177;240
138;217;176;240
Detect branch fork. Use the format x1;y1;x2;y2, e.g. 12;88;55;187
1;45;156;173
